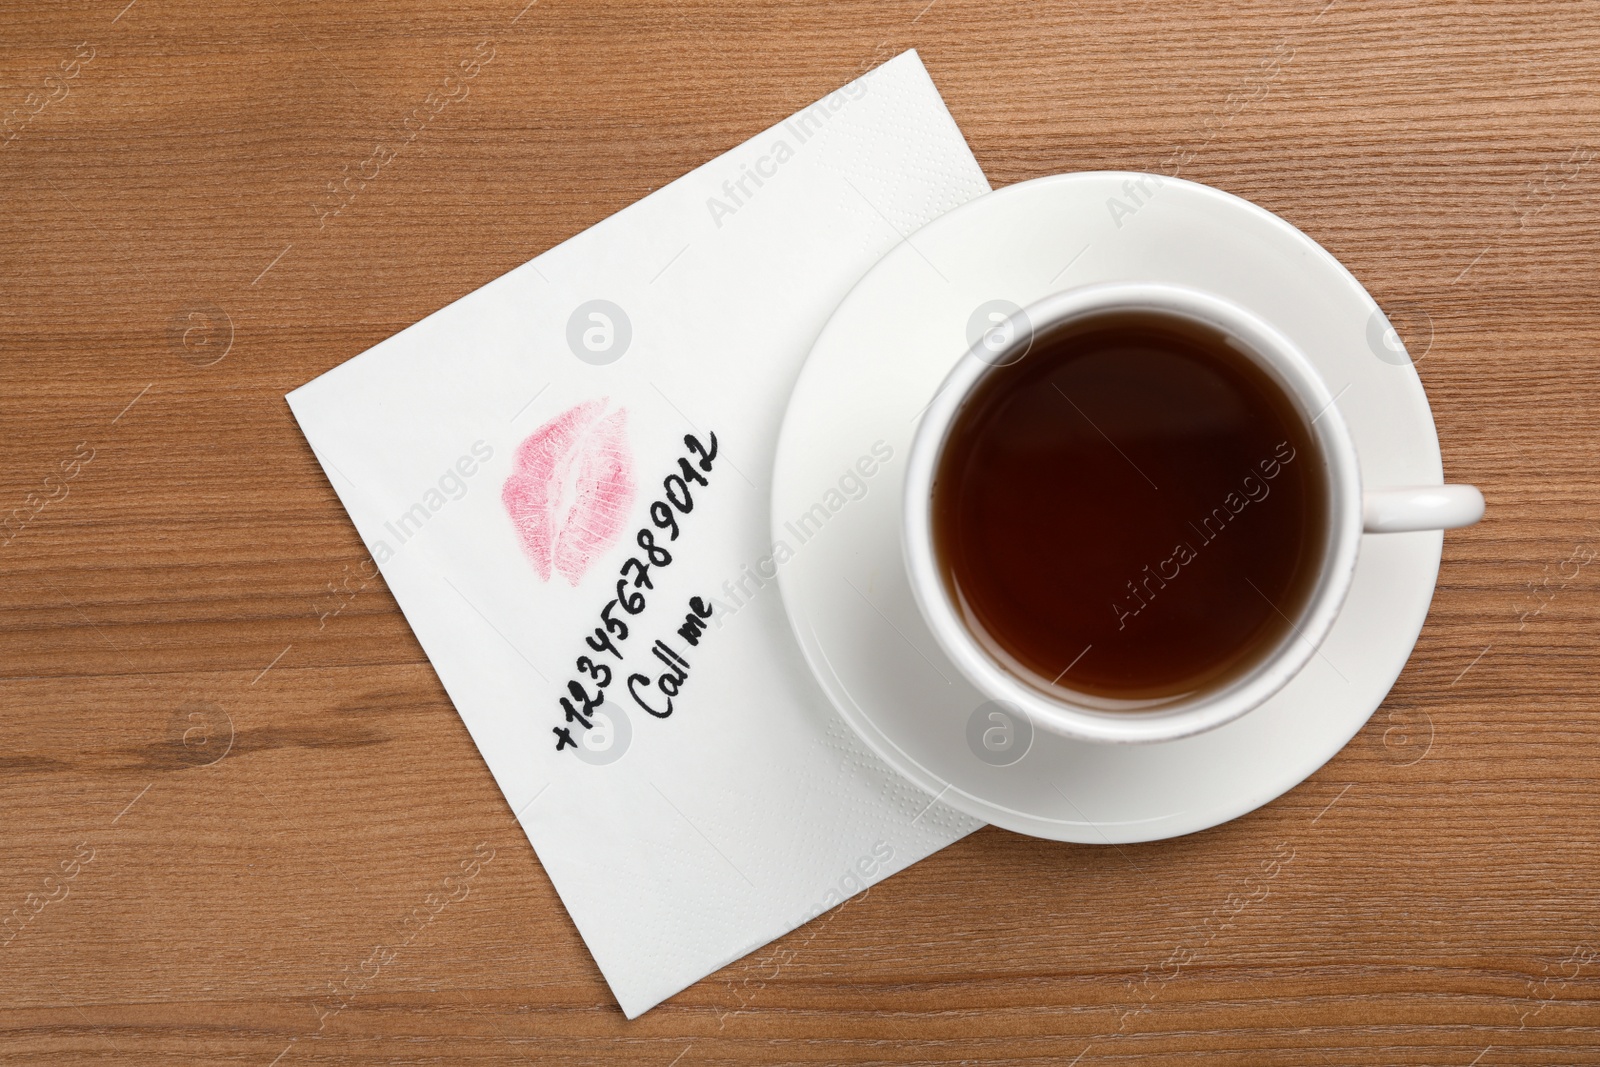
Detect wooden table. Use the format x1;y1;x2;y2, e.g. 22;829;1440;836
4;0;1597;1062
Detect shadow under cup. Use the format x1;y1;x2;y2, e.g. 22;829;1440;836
928;305;1335;712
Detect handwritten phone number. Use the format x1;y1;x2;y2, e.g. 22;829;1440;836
553;431;718;753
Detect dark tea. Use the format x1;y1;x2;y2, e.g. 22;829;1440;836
930;310;1328;703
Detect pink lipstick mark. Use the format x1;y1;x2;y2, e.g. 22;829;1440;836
503;399;635;585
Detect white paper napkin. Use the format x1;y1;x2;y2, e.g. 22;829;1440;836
287;50;990;1017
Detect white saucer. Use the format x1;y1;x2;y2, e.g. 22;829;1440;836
770;172;1446;843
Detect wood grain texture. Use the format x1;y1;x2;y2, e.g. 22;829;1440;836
3;0;1598;1062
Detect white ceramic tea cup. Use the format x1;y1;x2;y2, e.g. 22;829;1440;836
903;282;1484;745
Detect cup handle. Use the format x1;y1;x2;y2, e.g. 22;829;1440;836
1363;484;1485;533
